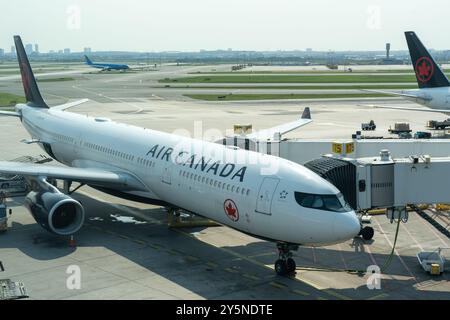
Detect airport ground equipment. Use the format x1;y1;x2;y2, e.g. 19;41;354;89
388;122;411;134
414;131;432;139
417;248;449;275
0;261;28;300
0;279;28;300
398;132;412;139
427;119;450;130
361;120;376;131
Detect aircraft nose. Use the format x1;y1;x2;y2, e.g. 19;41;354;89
334;211;360;241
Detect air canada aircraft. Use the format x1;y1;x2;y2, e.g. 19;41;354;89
368;31;450;114
0;36;361;276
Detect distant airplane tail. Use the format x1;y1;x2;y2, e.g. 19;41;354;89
405;31;450;89
84;55;93;65
14;35;48;108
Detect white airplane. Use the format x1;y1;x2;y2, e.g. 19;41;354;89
0;36;361;276
368;31;450;114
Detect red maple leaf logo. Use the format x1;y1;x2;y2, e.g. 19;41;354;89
418;61;431;77
226;203;236;217
224;199;239;222
415;57;434;83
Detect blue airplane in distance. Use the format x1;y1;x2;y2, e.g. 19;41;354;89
84;55;130;71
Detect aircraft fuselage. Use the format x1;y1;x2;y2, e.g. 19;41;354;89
17;104;360;246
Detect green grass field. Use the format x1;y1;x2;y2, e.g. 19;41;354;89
161;74;418;84
184;93;390;101
0;92;25;107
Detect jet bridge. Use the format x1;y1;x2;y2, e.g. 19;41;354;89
305;150;450;212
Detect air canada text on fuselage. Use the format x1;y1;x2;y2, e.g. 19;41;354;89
146;144;247;182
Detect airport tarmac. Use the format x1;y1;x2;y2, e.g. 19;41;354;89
0;64;449;300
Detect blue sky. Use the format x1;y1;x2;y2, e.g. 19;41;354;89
1;0;449;52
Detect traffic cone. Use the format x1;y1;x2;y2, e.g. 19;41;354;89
69;235;76;247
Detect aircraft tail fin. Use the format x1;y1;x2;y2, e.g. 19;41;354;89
14;36;48;108
405;31;450;89
84;55;93;65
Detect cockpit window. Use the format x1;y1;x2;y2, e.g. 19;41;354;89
294;192;352;212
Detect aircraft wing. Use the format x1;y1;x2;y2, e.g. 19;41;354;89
246;107;312;140
364;89;432;101
0;111;21;117
0;161;146;190
52;99;90;111
363;104;450;115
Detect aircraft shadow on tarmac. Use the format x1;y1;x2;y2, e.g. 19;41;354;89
0;192;448;299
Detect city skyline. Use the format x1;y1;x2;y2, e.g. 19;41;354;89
1;0;450;52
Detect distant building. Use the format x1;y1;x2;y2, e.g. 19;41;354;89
0;49;4;56
10;46;15;55
58;50;63;54
306;48;313;52
49;50;55;54
84;47;92;53
25;44;33;54
34;44;39;54
63;48;71;54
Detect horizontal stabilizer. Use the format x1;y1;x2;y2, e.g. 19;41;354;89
364;104;450;115
0;111;21;117
246;107;312;140
363;89;432;101
52;99;89;111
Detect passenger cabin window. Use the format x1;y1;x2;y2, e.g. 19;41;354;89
294;192;351;213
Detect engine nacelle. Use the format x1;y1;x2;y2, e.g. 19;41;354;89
25;191;85;236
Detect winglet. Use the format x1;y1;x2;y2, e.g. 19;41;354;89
301;107;311;119
14;35;48;108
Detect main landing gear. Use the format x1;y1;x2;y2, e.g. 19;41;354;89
274;243;299;276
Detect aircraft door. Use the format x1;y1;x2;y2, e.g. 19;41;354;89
74;132;83;157
161;166;172;185
255;177;280;215
446;95;450;105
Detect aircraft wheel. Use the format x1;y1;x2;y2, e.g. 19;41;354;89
286;258;296;273
361;226;374;241
275;259;288;276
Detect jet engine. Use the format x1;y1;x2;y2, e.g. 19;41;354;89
24;177;85;236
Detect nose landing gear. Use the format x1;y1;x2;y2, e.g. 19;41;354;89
359;226;374;241
274;243;299;276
